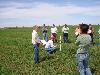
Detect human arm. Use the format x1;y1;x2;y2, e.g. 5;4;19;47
55;27;58;33
67;27;69;31
32;37;41;44
75;36;80;45
62;27;64;32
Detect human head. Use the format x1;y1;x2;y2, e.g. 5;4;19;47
43;24;45;27
53;24;55;27
89;24;92;29
89;24;92;26
33;25;39;31
79;24;89;34
65;24;67;28
77;24;81;28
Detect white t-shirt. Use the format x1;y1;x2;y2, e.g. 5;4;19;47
32;30;41;44
62;27;69;33
51;27;57;33
98;29;100;34
45;40;54;49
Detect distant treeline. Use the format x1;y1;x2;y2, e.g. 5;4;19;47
0;24;100;29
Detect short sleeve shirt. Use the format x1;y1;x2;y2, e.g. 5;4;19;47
51;27;57;33
62;27;69;33
76;34;91;54
32;30;41;44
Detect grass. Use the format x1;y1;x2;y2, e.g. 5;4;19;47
0;26;100;75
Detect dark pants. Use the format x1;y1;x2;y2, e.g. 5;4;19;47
89;33;93;43
33;44;39;63
43;32;48;42
63;33;68;43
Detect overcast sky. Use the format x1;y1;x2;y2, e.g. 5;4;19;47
0;0;100;27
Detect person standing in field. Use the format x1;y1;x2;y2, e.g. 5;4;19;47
51;24;58;43
75;24;81;38
42;24;48;42
98;28;100;46
88;24;94;44
75;24;92;75
62;24;69;43
32;25;42;64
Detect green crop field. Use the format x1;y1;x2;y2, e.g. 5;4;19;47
0;25;100;75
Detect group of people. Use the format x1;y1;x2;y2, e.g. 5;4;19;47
42;24;58;43
32;25;57;64
75;24;94;44
42;24;69;43
32;24;100;75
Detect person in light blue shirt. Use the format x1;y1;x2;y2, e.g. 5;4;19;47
75;24;92;75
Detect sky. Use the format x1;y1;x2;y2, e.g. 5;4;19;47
0;0;100;27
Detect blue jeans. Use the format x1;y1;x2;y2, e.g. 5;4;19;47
43;32;48;42
63;33;68;43
89;33;93;43
45;47;55;54
76;53;92;75
33;44;39;63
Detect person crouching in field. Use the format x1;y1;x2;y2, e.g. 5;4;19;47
62;24;69;43
41;38;56;54
51;24;58;43
32;26;42;64
42;24;48;42
98;28;100;46
75;24;92;75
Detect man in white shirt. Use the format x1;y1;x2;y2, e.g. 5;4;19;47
51;24;57;43
32;26;42;64
62;24;69;43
